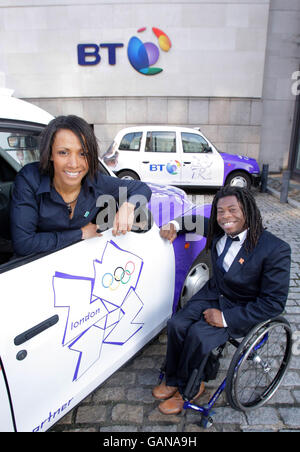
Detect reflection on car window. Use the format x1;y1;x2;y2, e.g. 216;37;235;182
145;131;176;153
119;132;142;151
0;130;41;169
181;132;209;153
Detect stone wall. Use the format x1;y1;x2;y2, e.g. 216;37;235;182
28;96;261;159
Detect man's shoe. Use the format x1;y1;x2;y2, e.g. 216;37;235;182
152;381;178;400
158;390;184;415
158;382;205;415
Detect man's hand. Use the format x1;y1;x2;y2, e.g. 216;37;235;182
112;202;135;236
160;222;178;244
203;309;224;328
81;223;102;240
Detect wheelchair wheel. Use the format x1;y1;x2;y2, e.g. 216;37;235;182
225;316;293;412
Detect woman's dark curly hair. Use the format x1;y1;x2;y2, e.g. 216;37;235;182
39;115;100;180
205;185;264;253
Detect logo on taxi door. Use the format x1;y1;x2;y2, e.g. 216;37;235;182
150;160;181;175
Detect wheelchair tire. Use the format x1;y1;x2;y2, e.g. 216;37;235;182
225;316;293;412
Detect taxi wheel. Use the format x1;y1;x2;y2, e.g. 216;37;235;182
179;252;211;309
117;170;140;180
226;171;251;189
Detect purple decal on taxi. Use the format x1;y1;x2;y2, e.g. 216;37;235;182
220;153;260;185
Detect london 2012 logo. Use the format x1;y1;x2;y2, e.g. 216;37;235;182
127;27;172;75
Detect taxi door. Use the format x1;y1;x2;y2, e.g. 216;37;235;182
180;132;224;186
139;130;182;184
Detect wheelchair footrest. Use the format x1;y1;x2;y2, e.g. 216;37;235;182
183;401;215;429
200;412;215;429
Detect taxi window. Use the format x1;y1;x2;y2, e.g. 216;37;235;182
181;132;210;153
145;131;176;153
0;129;41;171
119;132;142;151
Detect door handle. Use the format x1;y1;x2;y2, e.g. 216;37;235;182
14;315;59;346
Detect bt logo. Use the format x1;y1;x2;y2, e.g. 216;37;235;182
127;27;172;75
166;160;181;175
77;26;171;76
150;161;181;175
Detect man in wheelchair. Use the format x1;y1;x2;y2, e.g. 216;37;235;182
153;186;291;417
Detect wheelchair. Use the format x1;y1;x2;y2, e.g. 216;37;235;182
159;316;293;428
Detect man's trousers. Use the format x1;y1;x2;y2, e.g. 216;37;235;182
165;297;230;394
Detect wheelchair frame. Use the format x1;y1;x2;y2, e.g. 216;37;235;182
159;316;293;429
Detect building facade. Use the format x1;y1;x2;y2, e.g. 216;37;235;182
0;0;299;175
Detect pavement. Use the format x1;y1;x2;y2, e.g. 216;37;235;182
50;181;300;433
267;173;300;209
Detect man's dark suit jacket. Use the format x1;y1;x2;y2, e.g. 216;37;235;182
177;215;291;337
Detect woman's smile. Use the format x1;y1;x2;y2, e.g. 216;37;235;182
51;128;89;191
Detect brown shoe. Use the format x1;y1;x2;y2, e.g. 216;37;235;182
152;381;178;400
158;382;205;415
158;390;184;415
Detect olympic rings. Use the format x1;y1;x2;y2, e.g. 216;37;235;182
101;261;136;290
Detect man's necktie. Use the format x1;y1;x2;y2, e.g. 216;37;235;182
216;235;240;273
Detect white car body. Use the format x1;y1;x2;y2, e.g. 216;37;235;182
0;90;53;125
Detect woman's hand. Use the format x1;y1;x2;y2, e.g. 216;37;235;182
112;202;135;236
160;222;178;244
81;222;102;240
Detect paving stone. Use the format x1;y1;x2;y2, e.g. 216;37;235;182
100;425;139;432
212;407;247;425
93;387;126;403
76;405;107;424
245;407;281;426
111;404;144;424
126;387;154;404
147;408;182;424
278;408;300;427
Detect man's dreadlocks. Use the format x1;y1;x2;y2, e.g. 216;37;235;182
205;186;264;253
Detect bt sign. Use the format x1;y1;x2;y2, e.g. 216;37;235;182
77;27;172;76
77;43;124;66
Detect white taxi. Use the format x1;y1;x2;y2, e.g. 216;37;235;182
103;126;261;190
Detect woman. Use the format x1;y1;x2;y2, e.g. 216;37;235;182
10;115;152;256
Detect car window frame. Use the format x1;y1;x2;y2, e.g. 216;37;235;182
118;132;142;151
0;120;46;172
145;131;177;153
181;132;211;154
